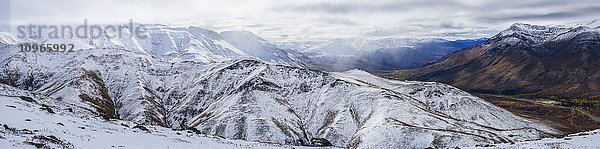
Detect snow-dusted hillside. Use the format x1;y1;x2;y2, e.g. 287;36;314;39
483;129;600;148
0;84;306;149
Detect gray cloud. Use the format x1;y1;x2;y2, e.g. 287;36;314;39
275;0;466;14
4;0;600;42
321;17;357;25
478;6;600;23
441;32;477;37
246;24;266;28
0;0;9;30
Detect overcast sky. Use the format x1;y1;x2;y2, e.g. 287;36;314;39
3;0;600;42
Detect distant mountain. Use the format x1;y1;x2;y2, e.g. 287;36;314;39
0;24;305;66
0;28;556;148
276;41;323;52
397;21;600;100
277;38;486;72
220;31;303;65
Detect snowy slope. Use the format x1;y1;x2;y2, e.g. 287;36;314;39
483;129;600;148
0;84;308;149
220;31;301;66
0;32;17;45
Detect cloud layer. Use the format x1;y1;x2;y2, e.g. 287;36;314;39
5;0;600;41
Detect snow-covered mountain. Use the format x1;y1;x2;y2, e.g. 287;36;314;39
4;24;304;66
492;21;600;48
138;25;251;63
277;38;486;72
1;24;557;148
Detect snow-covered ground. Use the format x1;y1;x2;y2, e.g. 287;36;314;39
0;87;323;149
469;129;600;148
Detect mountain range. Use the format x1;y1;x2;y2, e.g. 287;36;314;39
0;24;559;148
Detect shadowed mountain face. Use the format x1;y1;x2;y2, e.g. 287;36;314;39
397;22;600;100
